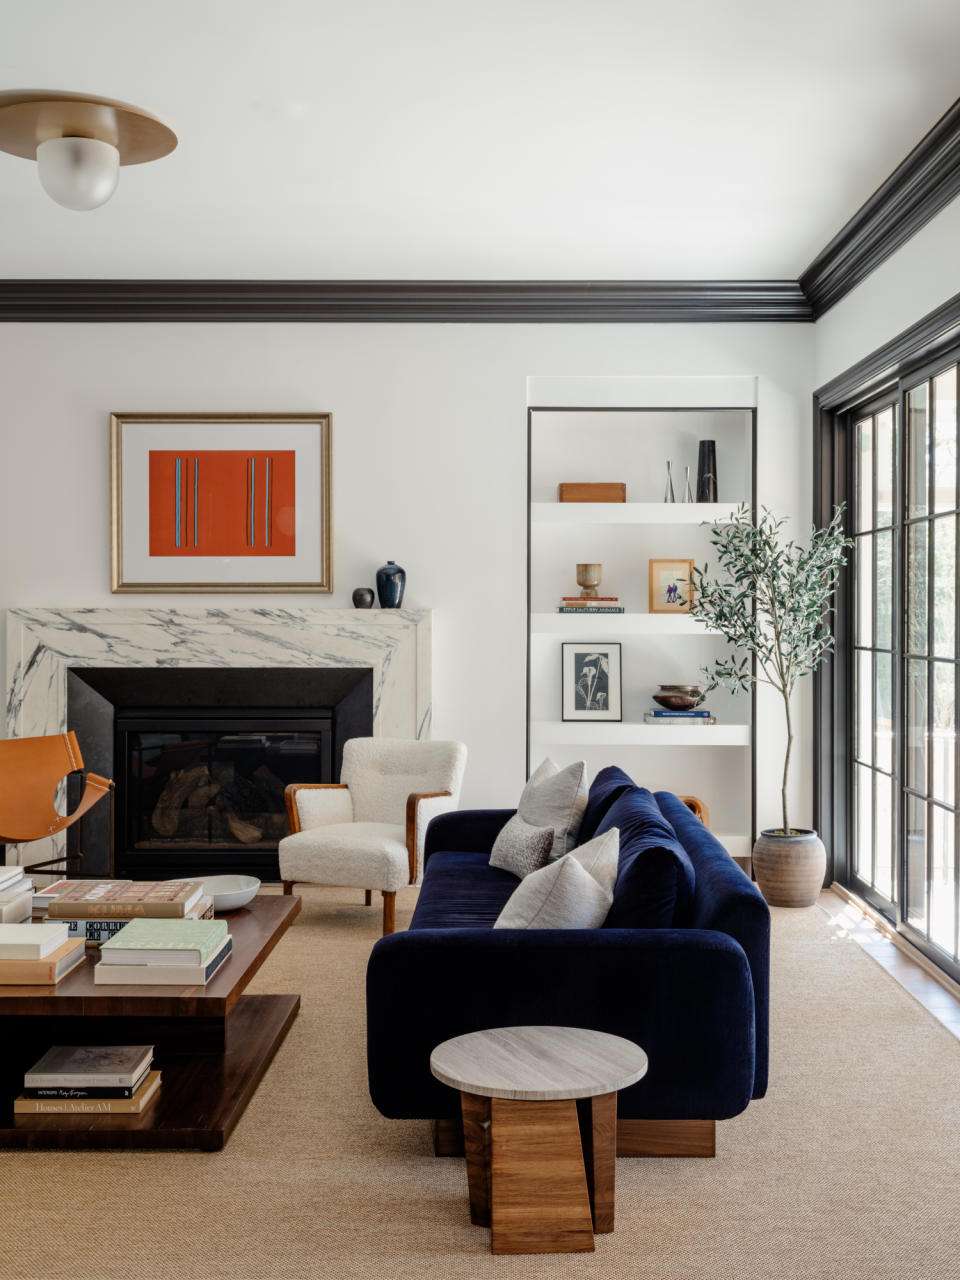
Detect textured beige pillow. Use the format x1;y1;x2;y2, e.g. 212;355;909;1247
569;828;620;896
489;814;555;878
493;854;612;930
518;758;588;859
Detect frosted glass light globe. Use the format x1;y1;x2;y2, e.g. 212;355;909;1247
36;136;119;210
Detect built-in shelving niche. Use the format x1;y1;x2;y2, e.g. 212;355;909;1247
527;406;757;868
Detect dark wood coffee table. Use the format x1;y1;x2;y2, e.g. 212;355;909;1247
0;893;301;1150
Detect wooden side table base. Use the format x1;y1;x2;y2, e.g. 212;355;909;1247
433;1026;647;1256
461;1090;617;1254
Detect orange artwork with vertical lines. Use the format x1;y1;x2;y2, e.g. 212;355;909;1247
148;450;296;556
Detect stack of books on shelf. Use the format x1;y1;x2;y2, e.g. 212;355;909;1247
557;596;624;614
35;879;214;945
0;922;85;984
94;917;231;985
643;707;718;725
14;1044;160;1116
0;865;35;923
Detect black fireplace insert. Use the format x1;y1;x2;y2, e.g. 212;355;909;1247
67;667;374;880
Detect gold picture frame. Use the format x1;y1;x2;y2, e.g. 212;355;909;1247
110;412;332;593
649;558;694;613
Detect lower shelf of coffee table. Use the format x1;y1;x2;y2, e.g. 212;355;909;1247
0;992;300;1151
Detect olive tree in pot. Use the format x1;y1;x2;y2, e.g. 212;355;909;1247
690;505;851;906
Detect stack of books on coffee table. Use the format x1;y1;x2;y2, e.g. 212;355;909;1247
94;917;231;985
14;1044;160;1115
0;866;34;923
0;922;85;984
36;880;214;945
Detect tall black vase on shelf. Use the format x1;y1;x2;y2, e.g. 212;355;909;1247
376;561;406;608
696;440;718;503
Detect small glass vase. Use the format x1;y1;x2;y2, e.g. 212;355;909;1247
682;465;694;503
663;460;676;503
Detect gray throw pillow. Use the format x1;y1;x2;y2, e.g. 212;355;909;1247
519;758;588;859
490;814;555;878
493;854;612;930
569;827;620;895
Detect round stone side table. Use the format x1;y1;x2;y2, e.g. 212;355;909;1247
430;1025;648;1255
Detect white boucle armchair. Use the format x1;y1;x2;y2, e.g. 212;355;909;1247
279;737;467;934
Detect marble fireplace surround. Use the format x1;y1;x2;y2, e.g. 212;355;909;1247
5;606;431;868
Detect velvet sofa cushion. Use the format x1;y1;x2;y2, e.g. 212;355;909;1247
576;765;636;845
410;850;519;929
595;786;696;928
655;790;770;1098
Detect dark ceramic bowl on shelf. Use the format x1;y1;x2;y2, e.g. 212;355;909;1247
652;684;703;711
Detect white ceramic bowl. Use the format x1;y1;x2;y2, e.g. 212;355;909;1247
198;874;261;912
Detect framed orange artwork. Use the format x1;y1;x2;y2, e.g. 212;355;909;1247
110;413;332;592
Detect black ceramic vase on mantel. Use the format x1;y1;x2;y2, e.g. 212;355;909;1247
696;440;718;503
376;561;406;608
352;587;375;608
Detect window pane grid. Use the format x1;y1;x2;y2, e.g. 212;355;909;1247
896;367;960;964
851;402;900;905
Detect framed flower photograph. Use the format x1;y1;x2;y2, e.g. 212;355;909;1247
649;558;694;613
110;412;332;592
562;642;622;721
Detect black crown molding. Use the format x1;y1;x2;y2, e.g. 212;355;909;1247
0;278;812;323
2;94;960;324
814;286;960;412
800;98;960;319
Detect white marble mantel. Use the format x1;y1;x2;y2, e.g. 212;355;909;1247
5;606;431;866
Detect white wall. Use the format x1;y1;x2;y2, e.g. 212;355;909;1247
815;193;960;387
0;321;813;819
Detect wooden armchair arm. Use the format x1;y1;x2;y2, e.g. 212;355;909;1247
678;795;710;828
284;782;349;835
405;791;453;883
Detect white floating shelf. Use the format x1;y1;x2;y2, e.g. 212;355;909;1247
531;502;743;526
531;612;721;636
530;721;751;747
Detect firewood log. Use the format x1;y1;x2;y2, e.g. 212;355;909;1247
152;765;210;837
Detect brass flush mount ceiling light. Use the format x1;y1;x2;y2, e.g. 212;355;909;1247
0;90;177;210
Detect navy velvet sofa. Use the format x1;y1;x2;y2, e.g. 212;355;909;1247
366;767;770;1138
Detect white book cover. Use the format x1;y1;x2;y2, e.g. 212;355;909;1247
0;890;33;924
0;878;34;902
0;921;70;959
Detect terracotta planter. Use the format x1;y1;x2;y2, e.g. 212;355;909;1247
752;829;826;907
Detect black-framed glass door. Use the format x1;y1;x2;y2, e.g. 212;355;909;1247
842;358;960;979
851;396;898;913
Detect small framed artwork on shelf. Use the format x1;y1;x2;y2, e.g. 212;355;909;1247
562;642;622;721
649;558;695;613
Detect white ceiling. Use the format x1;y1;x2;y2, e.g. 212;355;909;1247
2;0;960;280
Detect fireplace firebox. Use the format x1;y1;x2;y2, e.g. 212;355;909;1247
67;667;373;879
119;711;332;879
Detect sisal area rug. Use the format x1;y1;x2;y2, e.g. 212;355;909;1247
1;887;959;1280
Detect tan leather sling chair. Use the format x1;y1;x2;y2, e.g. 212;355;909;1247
0;733;113;858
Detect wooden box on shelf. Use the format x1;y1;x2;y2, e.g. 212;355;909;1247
557;483;626;503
